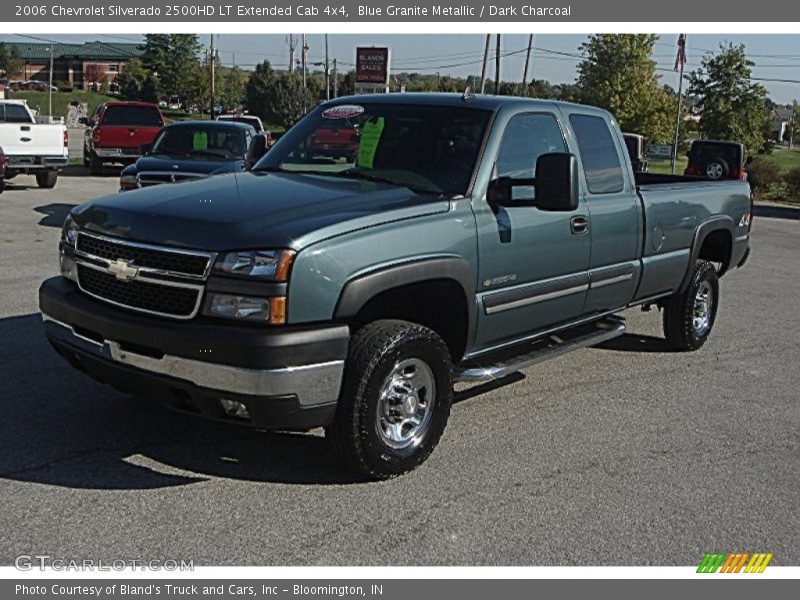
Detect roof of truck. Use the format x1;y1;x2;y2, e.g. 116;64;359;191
321;93;612;117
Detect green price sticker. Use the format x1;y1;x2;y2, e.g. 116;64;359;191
356;117;385;169
192;131;208;151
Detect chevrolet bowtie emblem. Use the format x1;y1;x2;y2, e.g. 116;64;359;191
108;258;139;282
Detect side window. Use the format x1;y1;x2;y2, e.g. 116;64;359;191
569;114;625;194
495;113;566;201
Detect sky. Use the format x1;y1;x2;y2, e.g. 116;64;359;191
4;33;799;104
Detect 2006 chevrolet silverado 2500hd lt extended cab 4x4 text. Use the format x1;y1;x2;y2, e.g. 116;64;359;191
40;94;752;478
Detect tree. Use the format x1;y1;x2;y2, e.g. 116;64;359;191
688;43;770;155
142;34;200;100
116;58;151;100
84;63;106;90
0;43;23;79
575;34;674;142
268;73;319;128
244;60;276;118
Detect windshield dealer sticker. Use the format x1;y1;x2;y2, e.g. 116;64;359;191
192;131;208;151
321;104;365;120
356;117;385;169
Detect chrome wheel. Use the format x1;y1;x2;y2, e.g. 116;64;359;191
693;281;714;335
375;358;436;450
706;162;724;179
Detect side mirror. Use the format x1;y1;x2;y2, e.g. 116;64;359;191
139;143;151;155
246;134;269;169
534;153;579;212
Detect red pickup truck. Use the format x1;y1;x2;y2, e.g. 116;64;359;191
82;101;164;174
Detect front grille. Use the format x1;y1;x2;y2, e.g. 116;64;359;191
138;172;205;187
77;233;209;277
77;265;200;318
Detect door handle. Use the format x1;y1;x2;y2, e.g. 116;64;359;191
570;216;589;235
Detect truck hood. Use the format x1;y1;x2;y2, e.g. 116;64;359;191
72;170;450;251
131;155;244;176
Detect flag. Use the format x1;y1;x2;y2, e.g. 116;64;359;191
674;34;687;72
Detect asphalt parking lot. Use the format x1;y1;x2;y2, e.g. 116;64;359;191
0;171;798;566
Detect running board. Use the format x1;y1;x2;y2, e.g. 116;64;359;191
455;317;626;382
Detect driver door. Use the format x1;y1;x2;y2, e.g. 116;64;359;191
472;111;591;350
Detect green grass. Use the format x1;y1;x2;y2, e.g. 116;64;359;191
648;156;688;175
760;146;800;173
8;90;116;119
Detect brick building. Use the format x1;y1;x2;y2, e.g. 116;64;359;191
5;41;143;90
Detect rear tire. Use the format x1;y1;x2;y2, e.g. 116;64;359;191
326;320;454;479
663;260;719;351
35;170;58;189
0;177;4;194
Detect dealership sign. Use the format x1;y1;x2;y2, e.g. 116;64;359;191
355;47;391;92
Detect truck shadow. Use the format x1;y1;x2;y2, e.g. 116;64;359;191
34;203;77;228
596;333;673;353
0;313;370;490
61;165;122;178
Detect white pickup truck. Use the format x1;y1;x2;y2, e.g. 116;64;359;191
0;99;68;189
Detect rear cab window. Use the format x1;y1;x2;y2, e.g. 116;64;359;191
0;103;34;124
569;114;625;194
101;105;163;127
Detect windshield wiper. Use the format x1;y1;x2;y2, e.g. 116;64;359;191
324;170;444;196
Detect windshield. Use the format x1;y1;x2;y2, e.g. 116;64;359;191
255;102;492;195
150;126;247;160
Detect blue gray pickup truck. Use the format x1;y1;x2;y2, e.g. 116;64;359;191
40;94;752;478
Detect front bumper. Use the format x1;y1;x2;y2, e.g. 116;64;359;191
39;276;349;430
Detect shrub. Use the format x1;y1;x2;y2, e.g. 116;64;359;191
783;166;800;200
746;158;781;196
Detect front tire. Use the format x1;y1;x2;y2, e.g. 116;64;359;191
35;170;58;189
663;260;719;351
326;320;454;479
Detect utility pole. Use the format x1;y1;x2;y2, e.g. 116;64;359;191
210;34;216;119
302;34;308;113
324;34;330;101
521;34;534;97
479;34;490;94
286;35;296;73
333;58;338;98
494;34;501;95
48;43;53;116
671;34;686;175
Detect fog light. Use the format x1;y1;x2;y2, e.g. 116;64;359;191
220;399;250;419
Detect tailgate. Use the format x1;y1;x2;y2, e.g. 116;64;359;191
95;125;161;151
0;123;67;157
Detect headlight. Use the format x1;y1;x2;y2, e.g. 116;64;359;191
61;214;79;247
206;293;286;324
120;174;139;191
214;249;295;281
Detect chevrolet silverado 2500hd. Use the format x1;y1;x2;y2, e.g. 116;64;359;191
40;94;751;478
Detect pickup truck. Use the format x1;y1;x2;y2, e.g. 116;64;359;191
0;99;68;188
39;94;751;479
82;101;164;175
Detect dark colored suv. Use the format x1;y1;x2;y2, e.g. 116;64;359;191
82;102;164;174
684;140;747;180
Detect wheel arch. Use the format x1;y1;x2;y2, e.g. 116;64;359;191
334;257;476;362
678;216;735;293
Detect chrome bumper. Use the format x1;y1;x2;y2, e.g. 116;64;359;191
42;313;345;407
94;148;139;158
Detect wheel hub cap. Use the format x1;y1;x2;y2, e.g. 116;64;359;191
693;282;713;335
376;358;436;450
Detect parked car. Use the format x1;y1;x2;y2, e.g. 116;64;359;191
41;94;751;479
307;122;359;161
82;101;164;174
216;113;265;134
0;99;68;188
684;140;747;180
623;132;648;173
119;120;256;191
